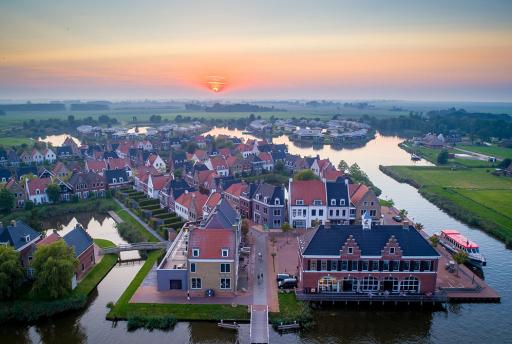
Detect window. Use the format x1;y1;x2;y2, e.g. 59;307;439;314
400;277;420;293
363;201;368;206
370;210;377;216
340;199;345;206
360;276;379;292
190;263;196;273
273;219;281;227
341;260;348;271
191;278;202;289
292;209;297;217
302;209;307;217
221;249;229;257
275;198;280;205
382;260;390;271
335;210;339;216
420;260;431;272
351;260;358;271
401;260;410;271
220;263;231;273
348;247;353;254
313;200;322;205
331;260;337;271
273;209;281;216
220;278;231;289
311;209;316;216
81;263;85;271
371;260;379;271
296;200;304;205
321;260;327;271
331;199;336;206
310;260;317;271
192;248;200;257
263;207;267;214
412;260;420;271
319;209;323;216
329;210;333;217
362;260;369;271
390;247;395;254
391;260;400;271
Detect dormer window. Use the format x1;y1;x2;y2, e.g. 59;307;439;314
221;249;229;257
348;247;353;254
313;200;322;206
331;199;336;206
340;199;345;206
112;178;117;183
296;200;304;206
263;197;268;203
35;189;40;195
274;198;280;205
119;177;124;182
390;247;395;254
192;248;200;257
24;235;31;242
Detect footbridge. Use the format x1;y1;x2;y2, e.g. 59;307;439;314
99;241;169;255
249;305;269;344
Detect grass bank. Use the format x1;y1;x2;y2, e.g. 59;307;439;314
107;250;249;322
0;239;118;324
269;292;313;329
114;209;159;243
380;165;512;245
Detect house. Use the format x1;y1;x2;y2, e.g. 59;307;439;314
156;199;241;294
239;182;257;219
0;168;12;183
311;157;332;177
25;177;51;204
288;178;327;229
168;150;187;171
234;143;258;158
147;174;172;199
4;179;27;208
52;161;71;178
43;148;57;163
326;177;354;224
258;152;274;171
223;182;247;213
19;151;33;165
63;224;96;282
63;136;80;155
205;156;229;177
146;154;166;173
107;158;131;176
252;183;286;229
420;133;445;148
85;160;107;174
7;150;20;166
293;128;323;143
175;190;209;221
299;222;439;295
189;149;207;163
133;166;160;193
104;169;129;189
52;177;73;201
349;183;381;224
15;166;38;180
0;220;42;269
31;149;44;164
159;179;195;212
202;191;221;218
68;171;106;199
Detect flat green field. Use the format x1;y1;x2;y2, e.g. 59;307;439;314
0;136;33;146
457;144;512;160
401;144;496;168
383;165;512;243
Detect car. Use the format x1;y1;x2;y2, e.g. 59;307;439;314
392;215;402;222
276;273;291;282
205;289;215;297
278;277;298;289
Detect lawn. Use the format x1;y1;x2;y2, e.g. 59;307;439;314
107;250;249;321
457;144;512;160
382;164;512;244
269;292;312;325
115;209;159;242
0;136;33;146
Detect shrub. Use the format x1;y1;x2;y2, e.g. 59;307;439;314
116;222;145;243
127;315;177;331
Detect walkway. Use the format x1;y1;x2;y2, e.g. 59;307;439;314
113;197;166;242
100;241;168;255
250;230;270;343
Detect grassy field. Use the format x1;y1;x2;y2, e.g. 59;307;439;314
382;165;512;244
0;136;33;146
456;144;512;160
401;143;497;168
115;209;159;242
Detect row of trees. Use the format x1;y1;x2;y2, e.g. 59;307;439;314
0;241;78;300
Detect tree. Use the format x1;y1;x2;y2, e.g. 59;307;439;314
293;169;319;181
0;246;25;299
32;240;78;299
46;184;61;203
498;158;511;169
281;222;291;232
338;160;349;172
24;200;35;211
453;250;468;276
429;235;439;247
399;209;408;219
241;219;250;243
174;168;183;180
0;189;15;214
414;222;424;231
437;149;449;165
274;161;285;174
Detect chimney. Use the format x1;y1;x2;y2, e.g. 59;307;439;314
403;220;409;230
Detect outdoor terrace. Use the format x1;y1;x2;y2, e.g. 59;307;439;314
158;226;189;270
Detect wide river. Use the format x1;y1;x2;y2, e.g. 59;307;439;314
3;129;511;343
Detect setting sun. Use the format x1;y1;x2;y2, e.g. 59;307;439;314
207;76;227;93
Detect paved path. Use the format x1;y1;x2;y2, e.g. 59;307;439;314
113;198;166;242
250;230;270;343
450;146;501;161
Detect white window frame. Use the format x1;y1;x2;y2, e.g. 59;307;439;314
192;248;200;257
220;278;231;289
221;249;229;257
191;277;202;289
190;263;196;273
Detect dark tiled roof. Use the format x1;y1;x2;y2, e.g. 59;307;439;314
56;146;73;156
0;168;12;180
63;224;93;257
326;179;349;205
303;225;439;257
253;183;285;205
204;198;239;229
103;151;119;159
0;220;41;250
16;166;38;179
105;168;128;184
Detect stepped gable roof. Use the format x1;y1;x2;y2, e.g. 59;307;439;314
63;224;93;257
289;179;326;205
204;198;239;230
326;178;349;205
303;224;439;257
188;228;234;260
0;220;41;250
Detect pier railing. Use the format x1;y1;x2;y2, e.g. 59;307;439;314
295;291;447;303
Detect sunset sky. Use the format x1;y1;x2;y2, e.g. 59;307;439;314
1;0;511;101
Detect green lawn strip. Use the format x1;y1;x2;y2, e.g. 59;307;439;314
107;250;249;321
454;189;512;218
115;209;158;242
400;143;497;167
269;293;313;328
0;136;33;146
457;144;512;160
73;239;119;296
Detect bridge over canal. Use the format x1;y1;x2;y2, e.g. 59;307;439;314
99;241;169;255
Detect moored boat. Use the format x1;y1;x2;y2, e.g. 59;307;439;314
438;229;486;267
411;153;421;161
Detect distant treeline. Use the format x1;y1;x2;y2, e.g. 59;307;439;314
185;102;286;112
0;102;111;112
364;108;512;140
70;103;110;111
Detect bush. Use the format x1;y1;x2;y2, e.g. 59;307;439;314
116;222;145;243
127;315;177;331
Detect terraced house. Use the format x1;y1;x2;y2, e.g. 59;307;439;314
251;183;286;229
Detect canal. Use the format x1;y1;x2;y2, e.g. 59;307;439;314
3;129;511;343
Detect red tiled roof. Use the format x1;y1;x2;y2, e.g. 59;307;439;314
188;228;235;259
218;148;232;158
176;191;209;217
235;143;253;152
317;159;330;170
150;175;172;190
27;177;51;196
135;166;160;183
210;156;228;170
349;183;369;204
205;192;221;209
86;160;107;172
52;161;69;174
290;179;326;205
147;154;157;164
194;150;206;160
117;142;132;155
258;152;273;162
37;232;62;246
323;169;344;181
197;170;216;185
108;158;130;170
224;182;246;198
226;156;239;167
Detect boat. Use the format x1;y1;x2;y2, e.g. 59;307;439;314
411;153;421;161
438;229;486;267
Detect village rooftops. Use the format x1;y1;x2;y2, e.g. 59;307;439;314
0;220;41;250
289;179;327;205
63;225;94;257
